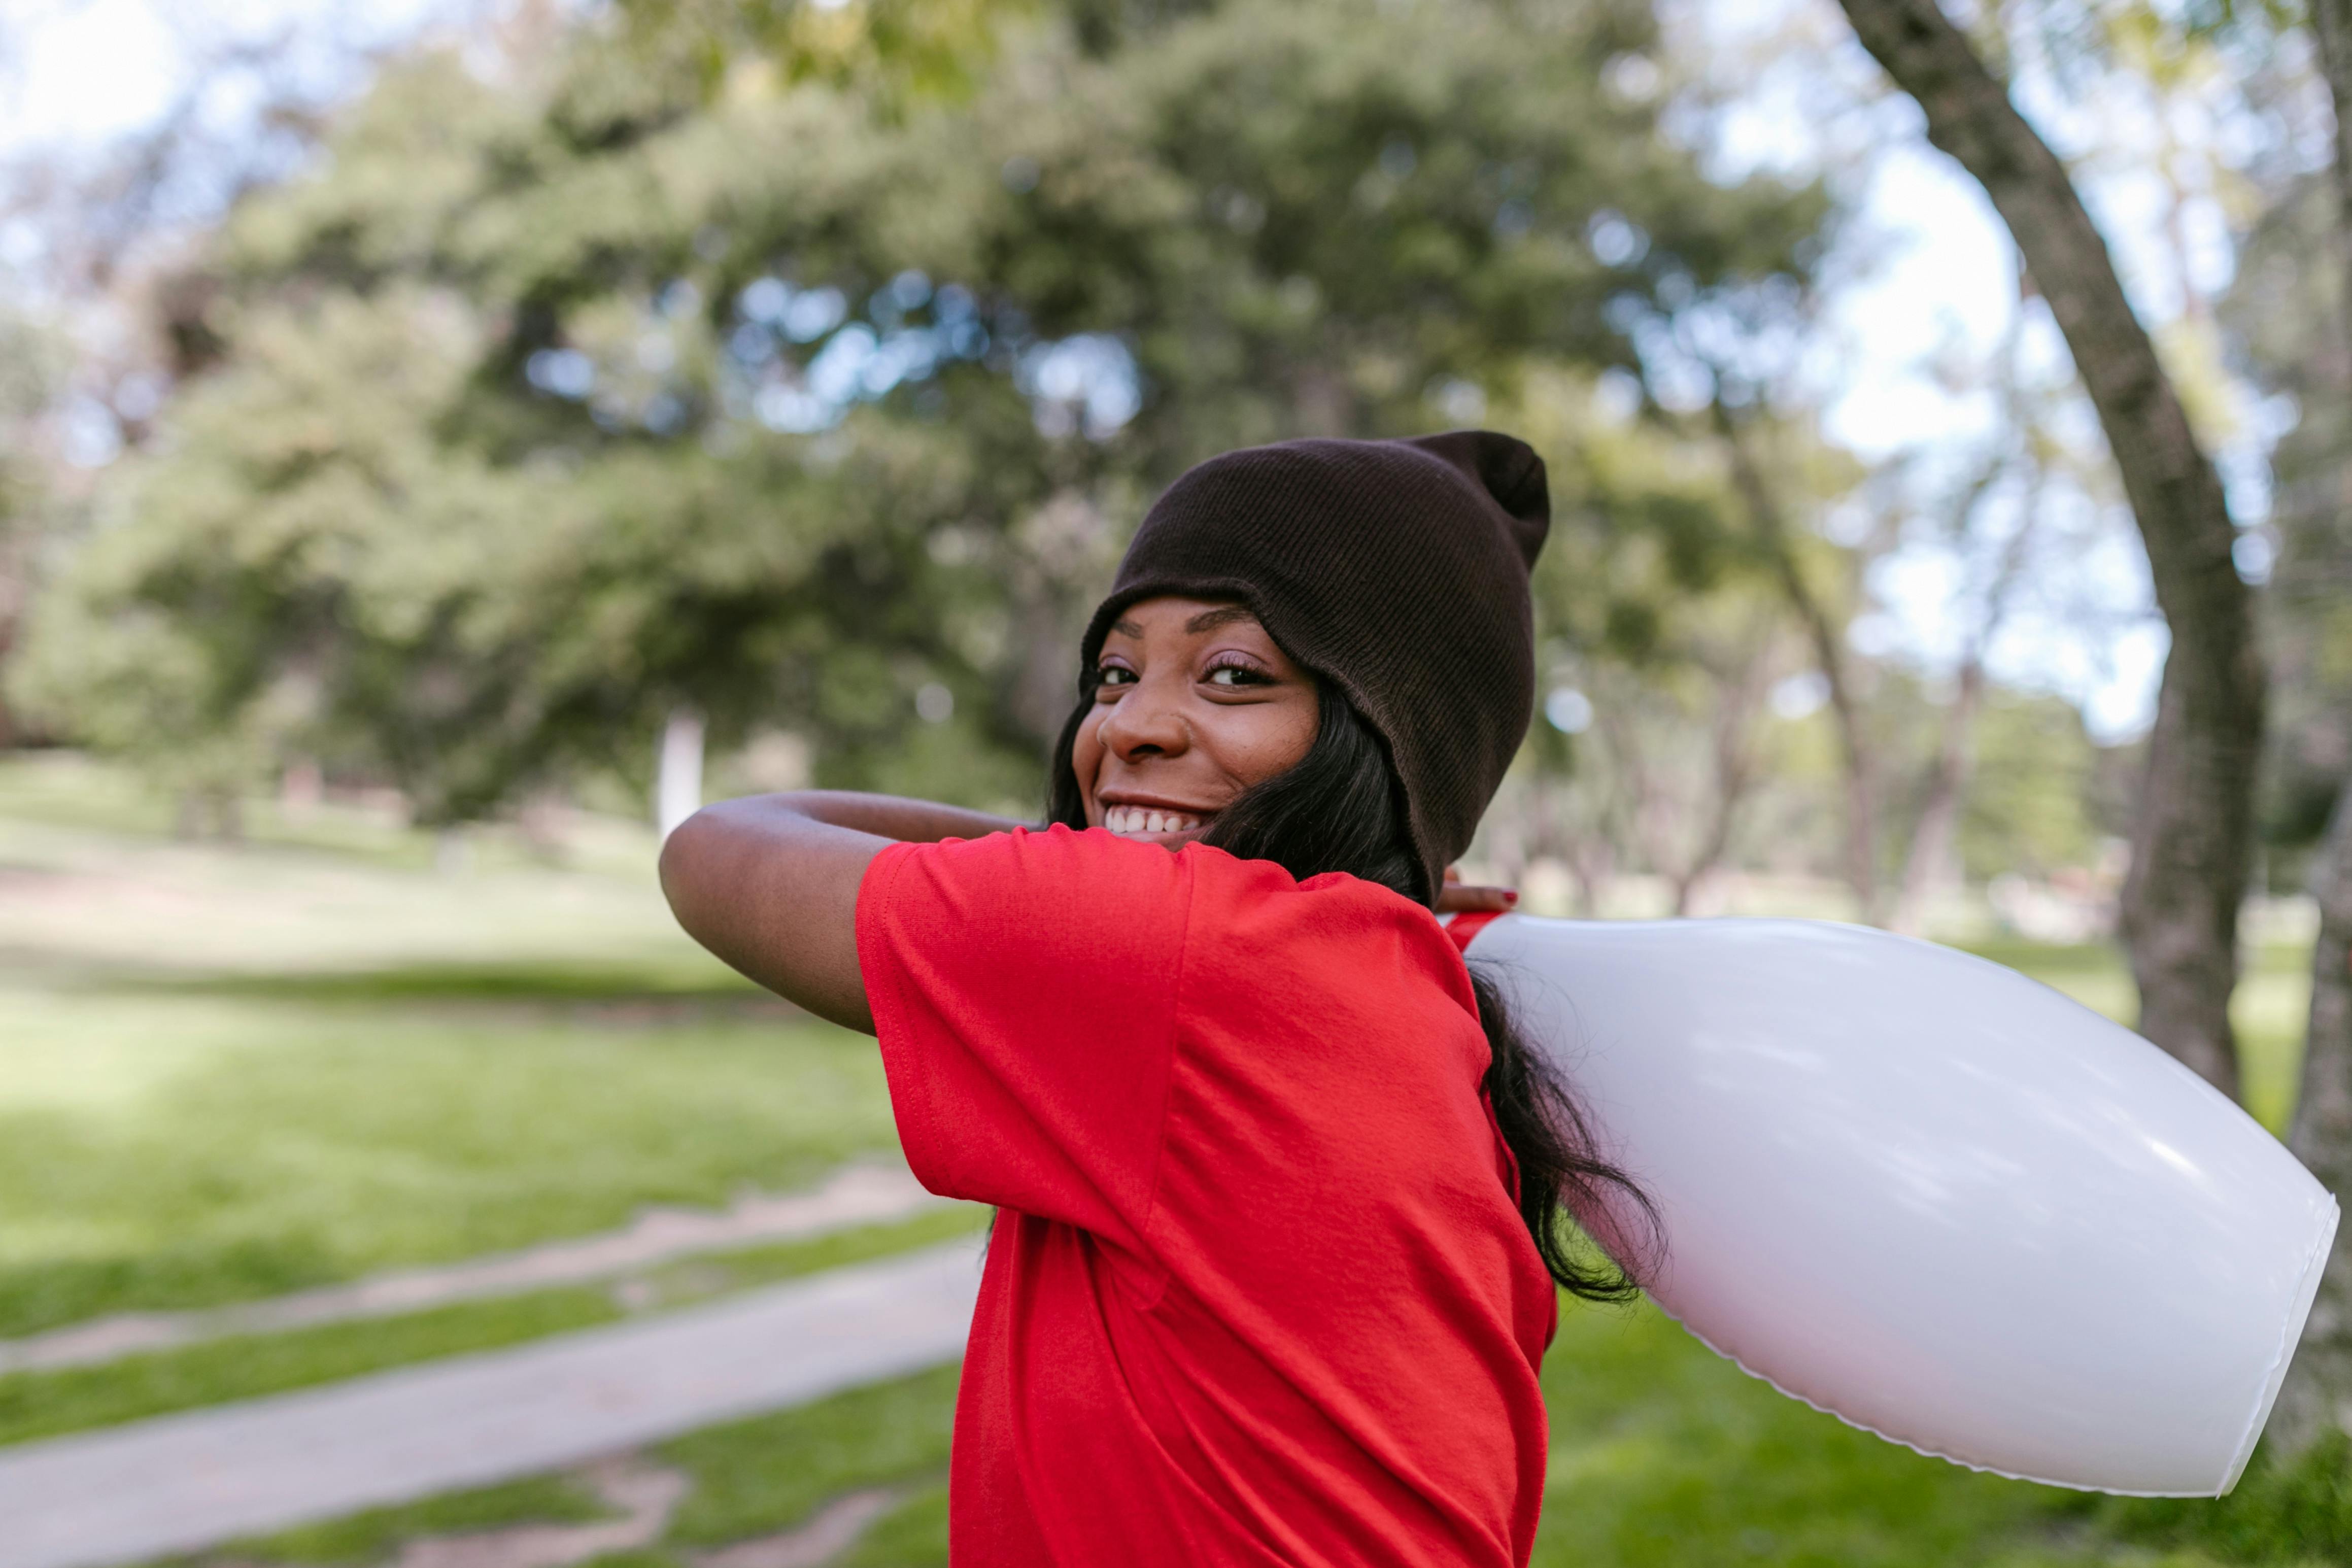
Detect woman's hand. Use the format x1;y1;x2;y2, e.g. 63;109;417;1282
660;793;1022;1033
1435;865;1517;914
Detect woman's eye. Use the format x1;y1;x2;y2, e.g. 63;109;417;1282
1096;666;1136;688
1206;665;1267;688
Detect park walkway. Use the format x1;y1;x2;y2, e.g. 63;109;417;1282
0;1162;943;1376
0;1236;983;1568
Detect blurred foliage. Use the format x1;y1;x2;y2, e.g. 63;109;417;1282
0;306;70;748
1506;372;1802;908
1959;691;2106;880
610;0;1030;104
11;0;1826;825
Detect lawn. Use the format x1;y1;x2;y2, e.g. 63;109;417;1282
0;1206;987;1448
1;753;2336;1566
0;979;900;1335
198;1299;2352;1568
0;756;903;1338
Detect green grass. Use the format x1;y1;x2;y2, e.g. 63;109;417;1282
0;992;897;1335
134;1272;2338;1566
218;1475;614;1564
1535;1298;2093;1566
0;1288;620;1449
199;1286;2315;1568
117;957;763;1004
838;1483;951;1567
0;751;657;880
0;1207;988;1449
587;1298;2343;1568
627;1203;987;1309
0;754;927;1337
9;755;2335;1567
655;1362;961;1546
200;1282;2289;1568
2087;1434;2352;1565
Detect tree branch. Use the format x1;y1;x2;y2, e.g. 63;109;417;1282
1715;401;1883;925
1832;0;2261;1089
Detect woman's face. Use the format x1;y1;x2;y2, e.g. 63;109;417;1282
1072;595;1319;848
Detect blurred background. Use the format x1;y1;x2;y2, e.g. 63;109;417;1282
3;0;2350;1562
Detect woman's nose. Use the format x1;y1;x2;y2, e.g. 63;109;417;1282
1097;683;1190;761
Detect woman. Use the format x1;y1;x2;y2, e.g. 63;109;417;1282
662;430;1647;1567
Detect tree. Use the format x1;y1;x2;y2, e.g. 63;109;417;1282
1888;272;2084;937
1477;367;1837;916
0;308;66;751
1832;0;2263;1096
2239;0;2352;1459
20;0;1830;832
1714;401;1889;923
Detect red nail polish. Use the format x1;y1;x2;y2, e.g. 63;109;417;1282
1504;890;1518;904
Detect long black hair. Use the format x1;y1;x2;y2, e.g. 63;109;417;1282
1048;674;1657;1302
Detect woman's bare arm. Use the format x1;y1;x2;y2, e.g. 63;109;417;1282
659;792;1025;1032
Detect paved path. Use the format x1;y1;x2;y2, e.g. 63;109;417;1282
0;1237;984;1568
0;1162;943;1375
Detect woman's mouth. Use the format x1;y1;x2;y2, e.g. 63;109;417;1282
1104;804;1207;838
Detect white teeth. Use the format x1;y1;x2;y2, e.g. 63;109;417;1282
1107;806;1201;835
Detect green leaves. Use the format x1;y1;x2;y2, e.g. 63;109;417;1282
22;0;1829;825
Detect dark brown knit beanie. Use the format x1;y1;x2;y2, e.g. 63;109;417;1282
1080;430;1549;903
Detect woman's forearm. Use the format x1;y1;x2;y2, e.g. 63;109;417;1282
762;791;1029;843
658;792;1026;1032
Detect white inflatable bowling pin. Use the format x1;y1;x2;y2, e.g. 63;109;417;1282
1460;914;2337;1496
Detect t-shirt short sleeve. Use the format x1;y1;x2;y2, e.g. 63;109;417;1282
855;824;1193;1245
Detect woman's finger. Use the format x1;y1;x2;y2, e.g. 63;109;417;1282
1434;882;1517;913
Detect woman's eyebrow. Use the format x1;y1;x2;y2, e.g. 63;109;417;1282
1185;605;1259;634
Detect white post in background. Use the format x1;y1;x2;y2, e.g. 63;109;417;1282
656;707;706;842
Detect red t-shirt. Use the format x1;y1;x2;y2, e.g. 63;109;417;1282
856;824;1555;1567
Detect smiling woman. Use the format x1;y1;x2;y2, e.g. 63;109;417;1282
1069;597;1319;847
658;431;1648;1568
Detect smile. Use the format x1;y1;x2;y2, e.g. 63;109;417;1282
1104;805;1207;836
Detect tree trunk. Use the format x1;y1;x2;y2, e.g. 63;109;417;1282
1716;408;1883;924
1892;659;1985;938
656;707;706;842
1671;621;1777;917
1833;0;2262;1093
1894;451;2039;938
2265;0;2352;1457
2291;813;2352;1483
2274;788;2352;1451
2314;0;2352;235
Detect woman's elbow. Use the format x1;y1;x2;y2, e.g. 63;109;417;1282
658;804;735;927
